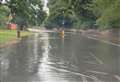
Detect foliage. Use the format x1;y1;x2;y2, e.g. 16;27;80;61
6;0;46;26
46;0;77;28
1;0;120;29
0;0;47;27
46;0;95;29
0;30;32;44
89;0;120;29
47;0;120;29
0;5;10;28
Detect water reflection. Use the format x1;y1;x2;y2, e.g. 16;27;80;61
0;57;9;80
38;32;50;76
27;33;39;73
37;32;71;82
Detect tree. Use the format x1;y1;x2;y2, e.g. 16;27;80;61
0;5;10;28
89;0;120;29
6;0;46;27
46;0;95;29
45;0;77;28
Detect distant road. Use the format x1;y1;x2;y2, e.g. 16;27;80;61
27;28;55;33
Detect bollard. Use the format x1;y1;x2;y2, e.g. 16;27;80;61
17;30;21;38
59;30;64;39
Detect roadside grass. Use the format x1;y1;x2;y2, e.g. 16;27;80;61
0;30;32;44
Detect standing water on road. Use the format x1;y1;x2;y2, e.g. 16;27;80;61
0;32;120;82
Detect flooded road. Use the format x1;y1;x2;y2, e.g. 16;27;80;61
0;32;120;82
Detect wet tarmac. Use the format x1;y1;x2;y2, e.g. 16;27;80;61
0;32;120;82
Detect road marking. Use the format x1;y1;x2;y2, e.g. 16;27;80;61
87;70;108;75
90;52;104;65
84;35;120;47
114;75;120;81
81;76;88;82
84;61;98;65
45;64;94;79
90;76;102;82
51;66;90;78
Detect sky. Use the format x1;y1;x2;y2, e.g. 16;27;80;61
0;0;6;4
42;0;49;15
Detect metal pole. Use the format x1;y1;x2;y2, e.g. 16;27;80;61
17;30;21;38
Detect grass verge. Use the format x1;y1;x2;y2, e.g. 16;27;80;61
0;30;32;45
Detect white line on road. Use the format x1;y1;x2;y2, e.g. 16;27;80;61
81;76;88;82
85;35;120;47
90;52;104;65
114;75;120;81
90;76;102;82
87;70;108;75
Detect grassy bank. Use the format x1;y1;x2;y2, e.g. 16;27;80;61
0;30;32;45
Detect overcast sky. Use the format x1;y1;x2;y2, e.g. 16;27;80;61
0;0;6;4
42;0;49;15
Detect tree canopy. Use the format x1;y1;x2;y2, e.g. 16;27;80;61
45;0;120;29
88;0;120;29
0;0;47;27
0;5;10;28
45;0;96;29
1;0;120;29
8;0;46;26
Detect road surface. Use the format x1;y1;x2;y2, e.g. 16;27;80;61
0;32;120;82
